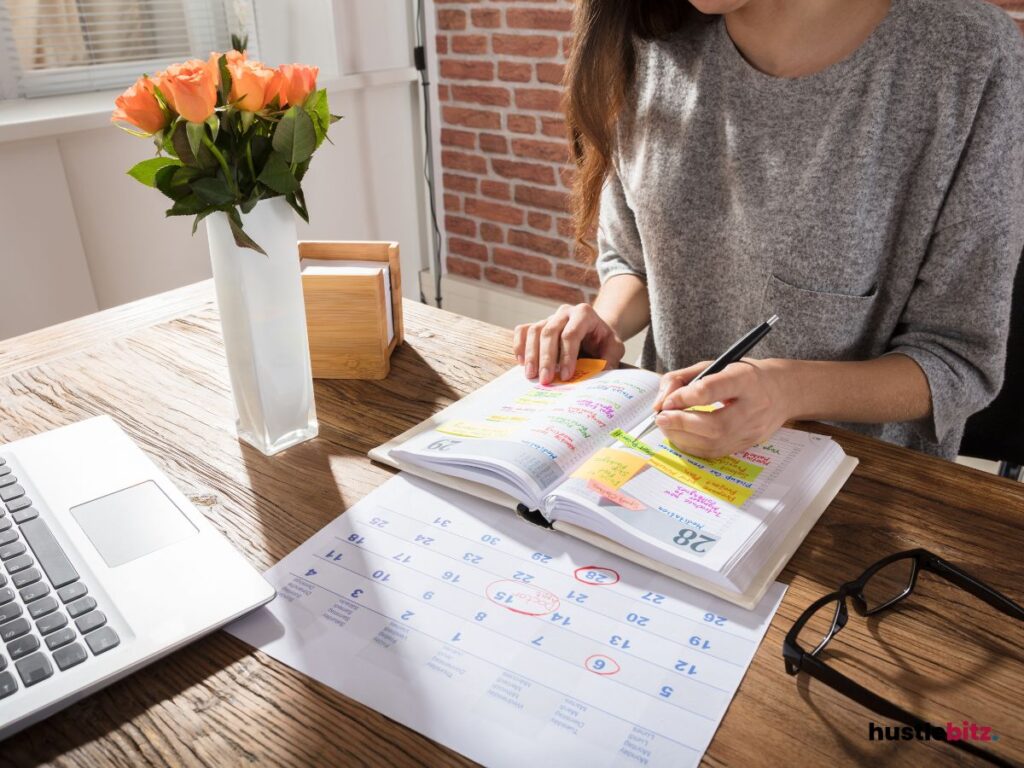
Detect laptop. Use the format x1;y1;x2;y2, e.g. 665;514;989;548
0;416;276;739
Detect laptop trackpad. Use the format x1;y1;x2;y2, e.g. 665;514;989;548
71;481;199;567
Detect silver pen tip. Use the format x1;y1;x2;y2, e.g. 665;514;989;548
766;314;779;326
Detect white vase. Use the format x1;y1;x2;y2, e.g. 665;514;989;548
206;196;318;455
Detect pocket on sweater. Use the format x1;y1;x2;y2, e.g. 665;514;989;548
760;273;881;361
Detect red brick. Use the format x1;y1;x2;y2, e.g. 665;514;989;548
493;34;559;58
445;215;476;237
479;133;508;154
559;166;577;188
443;173;477;193
494;247;553;276
480;222;504;243
523;277;585;304
572;242;597;265
512;138;568;164
515;88;563;112
540;117;567;139
440;59;494;81
528;211;553;231
443;193;460;212
441;128;475;148
443;106;501;129
436;35;448;55
557;216;574;238
442;149;487;175
509;228;568;259
536;62;565;85
447;256;481;280
451;84;511;107
516;184;570;212
492;158;556;184
498;61;532;82
506;8;573;31
482;180;512;200
465;197;525;225
451;34;488;54
449;236;488;261
437;9;466;30
438;84;450;102
485;266;519;288
508;115;537;134
556;263;600;289
562;36;574;59
471;8;501;28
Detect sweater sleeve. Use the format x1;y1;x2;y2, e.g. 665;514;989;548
596;165;647;283
887;38;1024;445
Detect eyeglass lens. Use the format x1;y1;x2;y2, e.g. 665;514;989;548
796;598;842;656
861;557;916;613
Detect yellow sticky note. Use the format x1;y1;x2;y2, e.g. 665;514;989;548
437;420;514;439
695;454;765;483
650;451;754;507
572;448;648;489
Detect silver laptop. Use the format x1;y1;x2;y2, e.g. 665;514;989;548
0;416;275;739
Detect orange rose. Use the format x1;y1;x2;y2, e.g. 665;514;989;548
275;63;319;108
228;60;278;111
159;59;218;123
111;75;166;135
207;49;246;83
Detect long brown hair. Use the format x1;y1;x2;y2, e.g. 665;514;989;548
564;1;705;251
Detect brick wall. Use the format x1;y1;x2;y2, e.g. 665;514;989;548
433;1;1024;304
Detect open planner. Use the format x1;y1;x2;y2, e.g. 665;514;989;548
371;362;857;609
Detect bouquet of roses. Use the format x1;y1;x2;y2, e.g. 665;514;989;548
112;47;339;253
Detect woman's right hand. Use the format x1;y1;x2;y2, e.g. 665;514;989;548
513;304;626;385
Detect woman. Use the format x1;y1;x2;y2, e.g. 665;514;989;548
513;0;1024;460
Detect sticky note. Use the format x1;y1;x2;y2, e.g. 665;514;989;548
650;451;754;507
437;420;514;439
610;428;656;457
586;479;646;511
572;448;648;489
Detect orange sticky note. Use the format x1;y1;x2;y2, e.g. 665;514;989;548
587;479;646;511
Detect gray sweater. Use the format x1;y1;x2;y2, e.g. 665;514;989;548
597;0;1024;459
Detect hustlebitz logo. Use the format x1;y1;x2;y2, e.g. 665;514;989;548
869;721;1000;743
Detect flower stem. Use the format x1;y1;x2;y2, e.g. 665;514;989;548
202;134;239;198
246;141;257;184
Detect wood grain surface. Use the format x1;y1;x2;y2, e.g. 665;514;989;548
1;280;1021;767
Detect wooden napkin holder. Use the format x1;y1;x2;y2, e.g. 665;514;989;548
298;240;403;380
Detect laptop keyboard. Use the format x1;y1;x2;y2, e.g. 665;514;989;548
0;458;120;700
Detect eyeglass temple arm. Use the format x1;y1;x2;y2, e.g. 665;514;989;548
929;558;1024;621
802;656;1015;768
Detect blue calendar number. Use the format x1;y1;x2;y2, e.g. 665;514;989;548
372;570;391;583
674;660;698;675
423;590;434;600
513;570;534;583
703;612;727;626
324;549;343;561
463;552;482;564
433;517;451;528
392;552;412;563
566;590;588;604
401;610;415;621
481;534;501;546
350;588;363;599
414;534;435;546
609;634;631;649
347;534;365;545
550;612;571;626
369;517;389;528
659;685;674;698
690;635;711;650
626;612;649;627
442;570;461;583
641;591;665;604
492;591;514;605
531;552;552;563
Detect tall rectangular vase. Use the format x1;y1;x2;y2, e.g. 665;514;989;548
206;197;318;455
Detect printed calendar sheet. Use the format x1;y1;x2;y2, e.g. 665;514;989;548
227;474;785;767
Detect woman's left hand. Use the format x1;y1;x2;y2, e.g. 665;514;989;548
653;358;795;458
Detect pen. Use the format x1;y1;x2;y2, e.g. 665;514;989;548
635;314;779;441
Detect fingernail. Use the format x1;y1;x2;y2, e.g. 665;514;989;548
516;354;523;365
560;364;570;380
540;367;551;384
526;363;536;378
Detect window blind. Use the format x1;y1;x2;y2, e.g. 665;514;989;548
0;0;258;99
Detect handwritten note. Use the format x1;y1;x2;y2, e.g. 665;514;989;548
571;448;648;489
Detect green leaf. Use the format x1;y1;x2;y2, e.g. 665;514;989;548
227;208;266;254
171;122;216;168
272;106;316;165
155;165;199;201
127;157;181;188
167;194;208;216
304;89;330;148
192;175;235;205
185;121;206;160
239;186;264;214
217;53;232;106
285;189;309;223
191;208;218;235
231;33;248;54
205;112;220;143
257;151;299;194
294;158;310;182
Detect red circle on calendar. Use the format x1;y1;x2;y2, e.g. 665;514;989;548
584;654;621;675
574;566;620;586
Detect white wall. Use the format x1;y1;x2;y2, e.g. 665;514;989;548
0;0;430;340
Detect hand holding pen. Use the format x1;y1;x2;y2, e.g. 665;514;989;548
638;316;785;458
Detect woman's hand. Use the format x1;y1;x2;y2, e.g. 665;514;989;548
653;358;795;458
513;304;626;385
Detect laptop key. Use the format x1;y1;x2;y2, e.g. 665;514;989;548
12;568;40;589
57;582;86;604
20;519;79;589
5;497;31;514
0;670;16;699
85;626;119;656
0;518;10;533
0;465;9;477
75;610;106;635
0;475;16;489
0;653;5;671
0;602;22;625
0;530;18;547
28;596;58;620
45;627;76;651
0;542;27;560
5;554;34;574
12;508;38;524
36;611;67;636
66;597;96;619
19;582;48;603
0;485;24;503
1;617;29;642
15;652;52;687
0;573;5;587
7;633;39;660
53;642;87;671
0;587;13;605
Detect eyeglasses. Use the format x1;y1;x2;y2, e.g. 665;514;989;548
783;549;1024;768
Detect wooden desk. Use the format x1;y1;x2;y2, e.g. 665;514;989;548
2;281;1022;767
